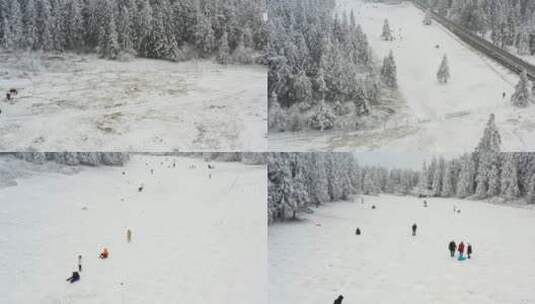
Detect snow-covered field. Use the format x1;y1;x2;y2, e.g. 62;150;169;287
270;0;535;152
269;194;535;304
0;52;267;151
0;155;267;304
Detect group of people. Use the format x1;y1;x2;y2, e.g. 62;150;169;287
448;240;473;260
66;230;132;284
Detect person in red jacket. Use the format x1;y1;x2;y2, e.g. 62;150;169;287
458;241;465;258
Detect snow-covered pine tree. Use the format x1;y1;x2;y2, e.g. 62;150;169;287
309;99;336;131
216;30;230;64
441;161;455;197
500;153;520;199
527;174;535;204
517;30;530;56
381;18;393;41
476;113;501;154
23;0;38;49
9;0;23;49
437;54;450;84
510;70;532;107
456;153;475;198
381;50;397;88
431;158;444;196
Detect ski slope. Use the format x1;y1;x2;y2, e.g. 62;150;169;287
269;194;535;304
0;155;267;304
0;52;267;152
270;0;535;152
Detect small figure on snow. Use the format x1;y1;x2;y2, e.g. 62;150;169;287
78;255;82;272
151;169;154;175
333;295;344;304
411;223;417;236
138;184;144;192
355;228;361;235
423;200;428;207
9;88;18;96
437;54;450;84
127;229;132;243
208;164;215;169
448;240;456;257
467;243;473;259
99;248;109;259
502;91;506;99
6;93;11;101
122;171;126;175
458;241;465;259
66;271;80;283
371;205;376;209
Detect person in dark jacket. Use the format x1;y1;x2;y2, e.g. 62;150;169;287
467;243;473;259
448;240;456;257
66;271;80;283
333;295;344;304
355;228;361;235
412;223;417;236
78;255;82;272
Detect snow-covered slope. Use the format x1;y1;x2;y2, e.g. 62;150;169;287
0;52;267;151
269;194;535;304
270;0;535;152
0;155;267;304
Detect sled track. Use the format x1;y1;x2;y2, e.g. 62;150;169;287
412;1;535;80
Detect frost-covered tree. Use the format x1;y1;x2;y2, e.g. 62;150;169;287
381;50;397;88
500;153;520;199
510;70;532;107
456;154;475;198
437;54;450;84
309;100;336;131
381;19;394;41
216;30;231;64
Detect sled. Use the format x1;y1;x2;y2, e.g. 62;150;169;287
457;255;467;261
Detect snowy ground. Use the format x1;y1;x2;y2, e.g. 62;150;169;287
0;52;266;151
269;0;535;152
269;194;535;304
0;155;267;304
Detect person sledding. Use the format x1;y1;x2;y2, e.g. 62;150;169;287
467;243;473;259
99;248;109;259
457;242;466;260
411;223;417;236
66;271;80;283
333;295;344;304
448;240;456;257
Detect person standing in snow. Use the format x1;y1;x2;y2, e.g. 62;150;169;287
78;255;82;272
448;241;456;257
467;243;473;259
355;228;361;235
127;229;132;243
458;241;465;258
412;223;417;236
333;295;344;304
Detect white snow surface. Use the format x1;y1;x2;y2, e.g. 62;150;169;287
270;0;535;152
0;52;267;151
0;155;267;304
269;194;535;304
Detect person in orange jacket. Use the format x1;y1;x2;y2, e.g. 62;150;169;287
99;248;109;259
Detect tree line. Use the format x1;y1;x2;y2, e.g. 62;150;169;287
267;152;419;224
0;0;266;63
420;0;535;56
3;152;130;166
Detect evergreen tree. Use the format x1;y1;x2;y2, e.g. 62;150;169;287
500;153;520;199
216;30;231;64
423;8;432;25
381;18;393;41
510;70;532;107
381;50;397;88
437;54;450;84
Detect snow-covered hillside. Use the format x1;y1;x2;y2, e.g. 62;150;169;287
270;0;535;152
269;194;535;304
0;155;267;304
0;52;267;151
